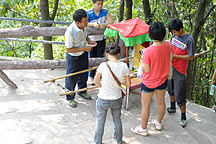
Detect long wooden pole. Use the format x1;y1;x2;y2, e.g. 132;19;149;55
60;86;98;96
0;17;71;25
0;38;64;45
44;66;98;83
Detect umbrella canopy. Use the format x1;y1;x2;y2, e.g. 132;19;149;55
104;17;152;46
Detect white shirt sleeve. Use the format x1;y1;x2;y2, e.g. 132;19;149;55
65;30;74;48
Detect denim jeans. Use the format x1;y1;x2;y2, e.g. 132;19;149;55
94;97;122;144
65;52;88;101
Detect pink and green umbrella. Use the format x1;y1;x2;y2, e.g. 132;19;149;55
104;17;152;47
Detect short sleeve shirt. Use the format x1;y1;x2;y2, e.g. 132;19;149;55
97;61;129;100
142;41;171;88
171;33;194;74
86;8;108;41
64;22;88;56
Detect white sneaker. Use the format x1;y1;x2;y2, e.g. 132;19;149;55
152;119;162;130
130;125;148;136
212;105;216;112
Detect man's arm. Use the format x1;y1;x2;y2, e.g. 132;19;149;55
100;12;113;28
66;46;92;53
86;36;97;46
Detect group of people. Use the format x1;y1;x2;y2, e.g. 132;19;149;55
64;0;197;144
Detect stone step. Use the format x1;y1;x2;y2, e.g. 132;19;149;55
183;103;216;144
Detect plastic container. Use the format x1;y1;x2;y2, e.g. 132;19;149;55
209;84;215;95
137;64;143;78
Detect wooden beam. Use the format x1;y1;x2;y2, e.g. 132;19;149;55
0;26;105;38
0;38;64;45
0;57;126;70
0;17;71;25
0;57;109;70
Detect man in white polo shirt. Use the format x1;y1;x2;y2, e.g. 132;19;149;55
65;9;97;108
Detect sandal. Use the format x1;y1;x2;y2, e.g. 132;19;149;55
130;125;148;136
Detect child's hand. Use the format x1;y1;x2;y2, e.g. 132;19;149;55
92;22;101;28
211;80;215;85
99;24;106;29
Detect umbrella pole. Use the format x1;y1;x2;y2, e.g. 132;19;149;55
126;46;129;64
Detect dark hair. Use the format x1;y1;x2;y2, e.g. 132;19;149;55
168;18;183;32
148;22;166;41
92;0;103;3
73;9;87;22
106;44;121;55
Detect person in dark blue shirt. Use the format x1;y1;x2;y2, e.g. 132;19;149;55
86;0;113;85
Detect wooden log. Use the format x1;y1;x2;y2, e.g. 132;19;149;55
0;38;65;45
0;70;17;89
0;57;126;70
0;26;105;38
0;17;71;25
0;59;65;70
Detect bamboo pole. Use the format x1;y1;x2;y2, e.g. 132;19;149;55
60;86;98;96
44;66;98;83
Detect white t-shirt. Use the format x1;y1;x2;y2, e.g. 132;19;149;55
97;61;130;100
64;22;88;56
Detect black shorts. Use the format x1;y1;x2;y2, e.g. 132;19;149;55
141;80;168;93
168;67;186;107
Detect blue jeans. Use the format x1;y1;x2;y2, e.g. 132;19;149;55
94;98;122;144
65;52;88;100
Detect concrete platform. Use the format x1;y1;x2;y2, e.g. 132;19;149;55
0;69;215;144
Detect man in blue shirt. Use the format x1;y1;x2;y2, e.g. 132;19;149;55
86;0;113;84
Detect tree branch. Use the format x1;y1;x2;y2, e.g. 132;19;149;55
51;0;59;20
0;70;17;89
204;5;215;22
170;0;179;18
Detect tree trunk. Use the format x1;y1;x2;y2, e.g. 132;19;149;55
118;0;124;22
126;0;133;20
142;0;151;24
40;0;59;60
43;36;53;59
186;0;215;99
117;0;125;54
170;0;179;18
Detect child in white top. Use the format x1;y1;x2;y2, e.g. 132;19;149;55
93;44;131;144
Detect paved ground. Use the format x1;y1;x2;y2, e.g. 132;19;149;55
0;68;215;144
